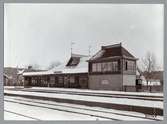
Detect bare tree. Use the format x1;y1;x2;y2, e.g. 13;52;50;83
142;52;157;87
48;61;61;70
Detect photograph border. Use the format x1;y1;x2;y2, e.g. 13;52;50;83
0;0;166;124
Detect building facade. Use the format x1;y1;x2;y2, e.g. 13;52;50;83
21;43;139;91
88;43;137;91
23;54;89;89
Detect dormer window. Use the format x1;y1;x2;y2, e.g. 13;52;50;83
71;58;80;66
66;57;80;67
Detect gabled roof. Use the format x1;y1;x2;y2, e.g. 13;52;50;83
54;54;90;74
23;54;90;76
89;43;137;62
66;53;89;67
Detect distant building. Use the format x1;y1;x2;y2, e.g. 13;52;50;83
4;67;19;86
4;66;45;86
3;73;12;86
134;70;163;92
142;71;163;86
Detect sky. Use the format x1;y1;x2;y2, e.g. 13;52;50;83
4;4;164;70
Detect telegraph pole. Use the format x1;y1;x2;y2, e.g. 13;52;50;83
88;45;91;57
71;42;75;56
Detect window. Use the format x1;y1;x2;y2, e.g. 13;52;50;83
71;58;80;66
70;76;75;84
32;78;36;85
58;77;63;84
91;61;119;72
92;63;97;72
107;62;112;72
128;61;136;72
113;61;118;72
125;61;128;70
124;60;136;72
102;63;108;72
92;63;102;72
97;63;102;72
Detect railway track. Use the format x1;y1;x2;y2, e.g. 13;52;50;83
5;99;119;120
5;88;163;101
4;109;41;120
4;97;162;121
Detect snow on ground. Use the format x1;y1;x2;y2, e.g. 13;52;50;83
4;90;163;109
5;96;162;121
4;86;163;97
4;96;110;120
4;111;35;120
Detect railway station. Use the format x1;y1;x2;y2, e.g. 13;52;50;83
21;43;140;91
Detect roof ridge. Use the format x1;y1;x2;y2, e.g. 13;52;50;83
71;53;89;58
101;43;122;49
121;46;135;58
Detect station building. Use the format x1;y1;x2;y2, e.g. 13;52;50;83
23;54;89;89
22;43;138;91
88;43;138;90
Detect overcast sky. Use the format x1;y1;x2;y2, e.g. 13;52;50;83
4;4;164;70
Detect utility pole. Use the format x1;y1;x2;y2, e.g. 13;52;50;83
88;45;92;57
71;42;75;56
